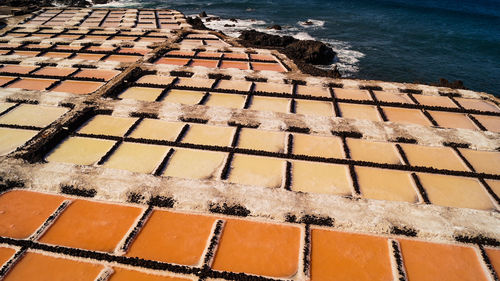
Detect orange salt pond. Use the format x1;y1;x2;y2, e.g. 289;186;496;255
310;229;392;281
228;154;285;188
485;248;500;275
382;107;432;126
292;133;344;158
0;76;15;86
400;143;469;171
416;173;493;210
40;199;142;252
455;97;500;112
72;53;105;61
220;60;249;70
0;65;37;74
291;161;352;195
457;148;500;174
7;78;56;91
155;57;190;66
399;239;489;281
105;55;141;63
413;94;457;108
42;52;72;59
427;111;478;130
126;210;216;265
34;66;77;77
74;69;121;81
51;80;104;94
472;114;500;133
212;219;300;278
3;252;102;281
0;190;65;239
0;247;16;266
190;59;218;68
355;166;418;202
109;268;190;281
346;138;402;164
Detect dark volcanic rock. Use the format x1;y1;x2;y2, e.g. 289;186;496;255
205;16;220;22
432;78;467;90
238;30;339;78
224;24;235;27
284;40;335;65
303;20;314;26
199;11;207;17
229;18;237;22
239;30;295;48
186;17;210;30
267;24;282;30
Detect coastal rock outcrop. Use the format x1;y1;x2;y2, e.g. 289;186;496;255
239;30;340;77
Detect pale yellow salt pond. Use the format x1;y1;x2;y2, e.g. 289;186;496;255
485;180;500;198
163;148;226;180
291;160;352;195
455;98;500;112
46;136;115;165
237;128;285;153
205;93;246;109
253;82;292;95
181;124;235;147
295;100;333;117
119;87;163;101
77;115;137;137
400;143;469;171
346;138;402;164
296;85;330;98
472;114;500;133
292;133;344;158
355;166;417;203
334;88;372;101
128;119;184;141
136;75;175;86
0;104;68;127
416;173;493;210
0;128;38;155
102;142;170;174
458;148;500;175
338;103;381;122
0;102;16;113
249;96;290;114
413;95;457;108
175;78;214;89
228;154;284;188
162;89;204;105
215;80;252;92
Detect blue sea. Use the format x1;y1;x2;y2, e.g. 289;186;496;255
97;0;500;96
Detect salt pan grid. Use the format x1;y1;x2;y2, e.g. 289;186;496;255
0;6;499;281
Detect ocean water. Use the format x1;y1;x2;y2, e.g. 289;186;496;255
97;0;500;96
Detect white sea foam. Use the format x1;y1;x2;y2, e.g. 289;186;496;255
193;13;364;76
292;32;315;41
298;19;325;28
319;39;365;76
93;0;141;8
